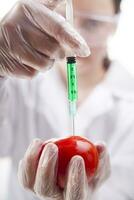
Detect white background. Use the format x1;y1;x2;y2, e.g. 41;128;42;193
0;0;134;199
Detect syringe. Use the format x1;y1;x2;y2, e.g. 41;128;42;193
66;0;78;135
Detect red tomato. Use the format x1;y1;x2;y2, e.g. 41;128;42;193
43;136;99;189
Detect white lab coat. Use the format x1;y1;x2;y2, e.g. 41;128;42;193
0;61;134;200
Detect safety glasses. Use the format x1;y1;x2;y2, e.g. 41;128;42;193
73;12;119;47
74;11;118;31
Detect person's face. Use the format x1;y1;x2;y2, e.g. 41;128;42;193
73;0;116;47
57;0;117;73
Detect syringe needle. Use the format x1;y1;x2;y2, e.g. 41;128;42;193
69;101;76;135
72;115;75;135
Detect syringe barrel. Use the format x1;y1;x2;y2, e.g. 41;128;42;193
67;57;78;102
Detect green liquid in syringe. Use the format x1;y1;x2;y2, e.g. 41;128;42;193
67;57;78;135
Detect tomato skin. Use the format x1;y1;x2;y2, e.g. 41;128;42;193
43;136;99;189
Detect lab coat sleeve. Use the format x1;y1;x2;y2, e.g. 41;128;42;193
96;125;134;200
0;77;14;157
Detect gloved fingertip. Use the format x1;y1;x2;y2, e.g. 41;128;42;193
40;142;58;167
25;138;43;157
76;42;91;57
45;142;58;153
95;142;106;158
72;155;84;162
70;155;85;170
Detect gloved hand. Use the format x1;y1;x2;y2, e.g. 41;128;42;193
0;0;90;78
18;139;110;200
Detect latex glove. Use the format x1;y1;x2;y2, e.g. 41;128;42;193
18;139;110;200
0;0;90;78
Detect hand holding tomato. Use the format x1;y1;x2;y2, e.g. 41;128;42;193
18;136;110;200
